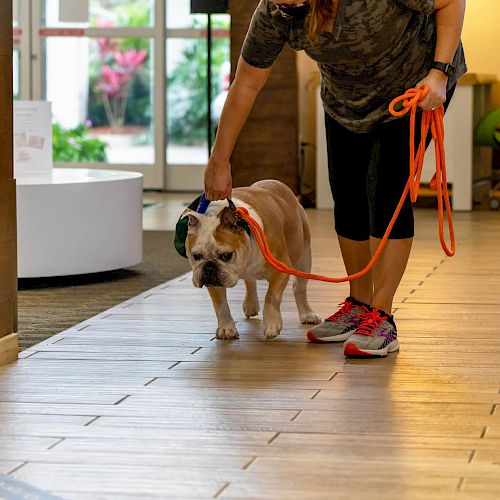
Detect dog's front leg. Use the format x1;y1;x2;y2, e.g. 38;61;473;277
263;270;290;340
208;287;239;340
243;279;260;318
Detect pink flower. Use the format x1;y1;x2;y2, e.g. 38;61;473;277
96;66;123;97
95;18;116;29
97;37;115;58
114;49;147;71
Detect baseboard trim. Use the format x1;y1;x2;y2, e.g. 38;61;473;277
0;333;19;366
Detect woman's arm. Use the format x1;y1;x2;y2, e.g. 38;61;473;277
204;57;272;201
417;0;466;110
434;0;466;64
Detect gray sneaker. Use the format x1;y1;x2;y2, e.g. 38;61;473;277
307;297;369;343
344;309;399;357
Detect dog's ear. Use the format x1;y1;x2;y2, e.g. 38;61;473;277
219;207;239;229
181;209;203;233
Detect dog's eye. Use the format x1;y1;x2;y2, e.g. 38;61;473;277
192;253;203;261
219;252;234;262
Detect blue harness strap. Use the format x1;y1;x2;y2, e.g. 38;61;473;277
197;193;211;214
198;194;237;214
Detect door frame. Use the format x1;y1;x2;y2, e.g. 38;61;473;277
0;0;19;366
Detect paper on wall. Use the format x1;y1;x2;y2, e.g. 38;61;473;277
14;101;53;177
59;0;89;23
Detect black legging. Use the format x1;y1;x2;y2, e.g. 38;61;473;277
325;86;455;240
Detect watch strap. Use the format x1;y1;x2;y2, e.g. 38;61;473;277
431;61;455;77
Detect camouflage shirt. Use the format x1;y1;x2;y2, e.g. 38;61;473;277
242;0;467;132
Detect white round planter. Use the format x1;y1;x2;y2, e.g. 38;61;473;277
16;168;143;278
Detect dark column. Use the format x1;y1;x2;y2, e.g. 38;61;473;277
230;0;299;193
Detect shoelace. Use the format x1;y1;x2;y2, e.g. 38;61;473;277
326;301;367;322
354;309;387;337
325;301;353;321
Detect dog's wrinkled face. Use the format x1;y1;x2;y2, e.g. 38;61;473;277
184;204;250;288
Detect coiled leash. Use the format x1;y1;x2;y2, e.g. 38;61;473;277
234;85;455;283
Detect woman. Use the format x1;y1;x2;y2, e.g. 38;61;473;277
204;0;466;357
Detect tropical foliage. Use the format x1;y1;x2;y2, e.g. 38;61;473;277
53;123;108;162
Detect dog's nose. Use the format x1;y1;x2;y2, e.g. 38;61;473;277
200;261;222;287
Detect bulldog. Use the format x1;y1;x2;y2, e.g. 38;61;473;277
182;179;321;340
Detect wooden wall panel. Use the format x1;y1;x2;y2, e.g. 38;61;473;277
230;0;299;193
0;0;18;364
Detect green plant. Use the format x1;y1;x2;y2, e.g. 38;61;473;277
53;123;108;162
90;0;152;30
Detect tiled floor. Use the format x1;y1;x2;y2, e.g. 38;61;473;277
1;200;500;498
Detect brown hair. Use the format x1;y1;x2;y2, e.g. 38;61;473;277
308;0;337;40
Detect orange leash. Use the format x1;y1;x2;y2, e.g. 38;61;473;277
235;85;455;283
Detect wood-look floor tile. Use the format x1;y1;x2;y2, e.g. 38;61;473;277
11;463;224;497
0;461;24;474
1;209;499;497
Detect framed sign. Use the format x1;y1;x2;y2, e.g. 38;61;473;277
14;101;53;176
59;0;89;23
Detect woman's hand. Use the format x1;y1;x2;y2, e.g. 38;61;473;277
204;158;232;201
415;69;448;111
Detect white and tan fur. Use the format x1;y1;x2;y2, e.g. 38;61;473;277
183;180;321;340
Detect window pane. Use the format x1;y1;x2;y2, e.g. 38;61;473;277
13;51;20;100
13;0;19;27
44;0;89;27
166;15;230;166
43;0;154;27
89;0;154;28
44;37;154;164
209;15;231;148
167;38;209;165
166;0;207;29
13;3;20;100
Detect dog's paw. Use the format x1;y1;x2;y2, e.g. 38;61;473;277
264;324;281;341
243;300;260;319
300;312;322;325
216;326;239;340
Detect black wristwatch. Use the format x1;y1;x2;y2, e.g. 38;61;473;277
431;61;456;78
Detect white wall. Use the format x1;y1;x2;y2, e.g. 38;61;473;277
297;51;319;200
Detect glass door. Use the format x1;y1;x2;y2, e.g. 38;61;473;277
31;0;162;187
17;0;230;190
165;0;230;190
